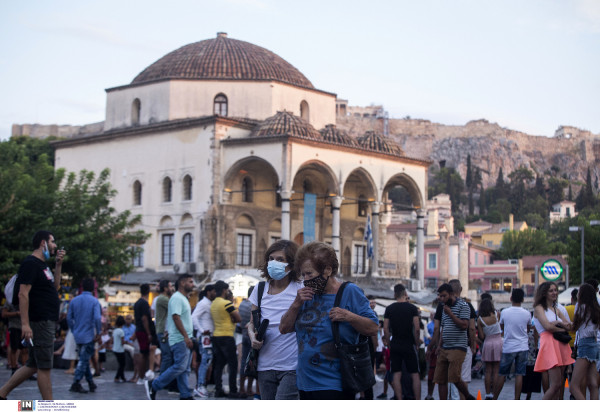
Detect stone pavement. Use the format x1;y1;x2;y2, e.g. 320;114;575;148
0;360;574;400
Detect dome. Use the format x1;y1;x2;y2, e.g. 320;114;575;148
319;124;357;147
251;111;321;139
132;32;314;89
357;131;404;156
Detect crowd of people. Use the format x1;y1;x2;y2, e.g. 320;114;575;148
1;231;600;401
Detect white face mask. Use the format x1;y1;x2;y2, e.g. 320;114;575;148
267;260;288;280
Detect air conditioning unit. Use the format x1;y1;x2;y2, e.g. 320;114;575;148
187;262;197;274
508;259;518;265
186;262;204;274
173;264;181;274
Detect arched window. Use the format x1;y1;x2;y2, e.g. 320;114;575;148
183;175;192;201
214;94;228;116
133;180;142;205
182;233;193;263
242;177;253;202
132;99;141;125
300;100;309;121
162;177;172;202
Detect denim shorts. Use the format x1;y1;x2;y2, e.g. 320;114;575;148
499;350;528;376
577;337;599;363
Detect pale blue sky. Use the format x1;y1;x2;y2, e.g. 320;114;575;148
1;0;599;140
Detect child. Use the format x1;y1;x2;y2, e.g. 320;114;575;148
112;316;127;383
98;324;111;373
377;345;393;399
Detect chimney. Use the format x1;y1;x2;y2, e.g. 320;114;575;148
217;32;228;38
509;214;514;231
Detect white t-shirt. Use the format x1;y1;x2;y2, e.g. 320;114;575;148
533;303;569;334
499;306;531;353
112;328;125;353
249;280;303;371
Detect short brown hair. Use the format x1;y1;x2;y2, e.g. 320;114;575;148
295;241;339;278
260;240;300;282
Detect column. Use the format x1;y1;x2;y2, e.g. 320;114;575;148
331;196;343;263
416;209;425;290
280;190;293;240
370;202;380;278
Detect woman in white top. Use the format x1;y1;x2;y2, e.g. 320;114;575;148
477;298;503;400
248;240;302;400
532;281;575;400
570;284;600;400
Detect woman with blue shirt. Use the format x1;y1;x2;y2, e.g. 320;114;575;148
280;241;378;400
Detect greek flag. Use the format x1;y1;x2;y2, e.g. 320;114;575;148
364;215;373;258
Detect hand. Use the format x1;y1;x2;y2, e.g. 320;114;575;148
184;337;193;349
443;305;452;315
329;307;354;323
296;287;314;303
21;325;33;341
250;335;263;350
56;248;66;264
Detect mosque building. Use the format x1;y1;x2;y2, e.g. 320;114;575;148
52;32;430;294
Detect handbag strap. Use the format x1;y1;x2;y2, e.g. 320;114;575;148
331;281;350;347
256;281;266;322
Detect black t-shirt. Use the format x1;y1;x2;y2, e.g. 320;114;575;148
384;301;419;346
17;255;60;322
134;298;151;332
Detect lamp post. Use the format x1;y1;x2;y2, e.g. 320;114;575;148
570;220;600;285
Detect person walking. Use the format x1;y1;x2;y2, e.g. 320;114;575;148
570;284;600;400
0;231;66;400
431;283;476;400
248;239;302;400
494;288;531;400
533;281;575;400
146;274;195;400
191;283;215;398
211;280;244;398
154;280;175;383
67;278;102;393
383;283;421;400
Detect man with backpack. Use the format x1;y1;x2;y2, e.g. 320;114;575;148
0;230;66;400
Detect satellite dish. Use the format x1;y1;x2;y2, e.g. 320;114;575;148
173;264;180;273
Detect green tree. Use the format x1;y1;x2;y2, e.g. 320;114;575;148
0;137;63;279
548;177;567;206
495;167;507;200
466;154;473;189
496;228;553;259
428;166;464;213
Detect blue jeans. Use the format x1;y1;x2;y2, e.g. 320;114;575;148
157;333;173;374
197;341;213;387
73;341;95;384
152;341;192;399
499;350;528;376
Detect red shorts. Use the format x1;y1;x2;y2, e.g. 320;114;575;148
135;331;150;354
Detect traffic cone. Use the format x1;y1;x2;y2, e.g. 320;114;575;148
477;390;482;400
565;378;569;388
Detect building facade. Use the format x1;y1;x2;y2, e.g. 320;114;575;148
53;33;430;287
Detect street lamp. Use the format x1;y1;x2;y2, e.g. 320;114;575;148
570;220;600;285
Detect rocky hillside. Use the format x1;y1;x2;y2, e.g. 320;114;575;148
337;114;600;189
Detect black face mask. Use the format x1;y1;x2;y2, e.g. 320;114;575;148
304;273;329;295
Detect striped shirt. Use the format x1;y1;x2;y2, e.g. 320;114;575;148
440;298;470;351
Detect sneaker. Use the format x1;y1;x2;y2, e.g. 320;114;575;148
88;381;97;393
194;386;208;398
424;395;435;400
375;375;383;382
376;393;388;399
145;370;155;380
136;378;145;385
485;394;493;400
144;379;156;400
69;383;88;393
253;394;261;400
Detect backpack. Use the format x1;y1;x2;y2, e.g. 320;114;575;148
4;274;18;306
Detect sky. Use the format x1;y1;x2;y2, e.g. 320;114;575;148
1;0;599;140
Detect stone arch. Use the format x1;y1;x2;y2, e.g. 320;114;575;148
223;156;280;206
160;215;174;227
300;100;309;122
383;173;424;212
180;213;193;225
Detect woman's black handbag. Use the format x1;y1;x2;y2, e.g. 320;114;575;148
331;282;376;393
552;308;572;344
